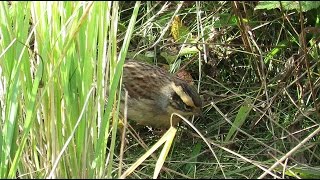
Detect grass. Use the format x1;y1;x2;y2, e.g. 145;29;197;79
1;1;320;179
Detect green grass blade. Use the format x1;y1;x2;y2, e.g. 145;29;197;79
225;98;252;142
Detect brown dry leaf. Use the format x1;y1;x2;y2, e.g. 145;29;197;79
176;69;194;85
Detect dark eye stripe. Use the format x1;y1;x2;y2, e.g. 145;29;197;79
171;92;192;112
179;82;202;108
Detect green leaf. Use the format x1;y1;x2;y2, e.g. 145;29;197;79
255;1;320;12
225;98;252;142
264;40;289;64
213;13;238;28
183;142;202;176
255;1;280;10
275;165;320;179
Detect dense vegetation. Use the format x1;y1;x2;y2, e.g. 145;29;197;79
0;1;319;178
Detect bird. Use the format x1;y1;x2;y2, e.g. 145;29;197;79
119;60;202;129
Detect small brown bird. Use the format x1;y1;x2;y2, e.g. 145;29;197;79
120;60;202;129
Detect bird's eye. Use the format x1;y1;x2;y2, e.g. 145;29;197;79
171;92;193;112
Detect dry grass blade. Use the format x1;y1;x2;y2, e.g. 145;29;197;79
118;90;129;177
258;125;320;179
153;127;177;179
120;127;177;178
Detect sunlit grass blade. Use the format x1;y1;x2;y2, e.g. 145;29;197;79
47;86;95;178
0;1;33;178
153;127;177;179
8;54;43;178
120;126;177;178
105;1;141;178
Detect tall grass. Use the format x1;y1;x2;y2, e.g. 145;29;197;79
0;1;139;178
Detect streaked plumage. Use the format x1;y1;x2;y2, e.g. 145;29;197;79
119;60;202;129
